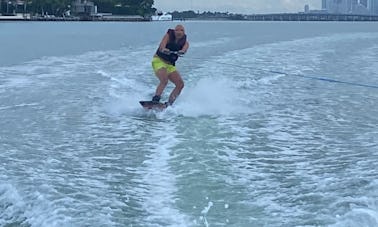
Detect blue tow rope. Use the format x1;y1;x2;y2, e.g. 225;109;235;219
267;70;378;89
187;58;378;90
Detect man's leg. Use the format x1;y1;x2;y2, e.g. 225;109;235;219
167;71;184;105
153;68;169;102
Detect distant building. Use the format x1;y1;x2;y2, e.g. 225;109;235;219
370;0;378;14
151;11;172;21
351;0;378;14
322;0;378;14
0;0;27;15
71;0;96;16
328;0;350;14
360;0;368;7
322;0;328;9
304;4;310;12
352;2;370;14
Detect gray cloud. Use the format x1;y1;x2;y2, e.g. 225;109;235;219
154;0;321;13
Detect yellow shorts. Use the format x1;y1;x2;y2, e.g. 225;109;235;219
152;57;176;74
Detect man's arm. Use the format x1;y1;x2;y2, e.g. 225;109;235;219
158;34;170;52
180;41;190;54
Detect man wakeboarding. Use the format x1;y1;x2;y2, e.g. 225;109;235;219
140;25;189;110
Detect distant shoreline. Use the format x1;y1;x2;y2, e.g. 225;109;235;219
0;15;149;22
1;13;378;22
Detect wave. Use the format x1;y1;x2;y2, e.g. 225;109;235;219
0;183;69;227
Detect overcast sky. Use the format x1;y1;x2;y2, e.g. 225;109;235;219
153;0;321;14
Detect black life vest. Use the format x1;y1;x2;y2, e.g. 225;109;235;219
156;29;187;66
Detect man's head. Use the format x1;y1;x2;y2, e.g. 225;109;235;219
174;25;185;39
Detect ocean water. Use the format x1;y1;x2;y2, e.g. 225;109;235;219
0;21;377;227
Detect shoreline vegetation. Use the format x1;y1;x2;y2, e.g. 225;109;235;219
1;0;378;22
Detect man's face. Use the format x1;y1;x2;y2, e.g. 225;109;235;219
175;26;185;39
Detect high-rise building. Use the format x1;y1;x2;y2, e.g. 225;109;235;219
325;0;350;13
322;0;328;9
369;0;378;14
304;4;310;12
350;0;372;14
360;0;368;7
347;0;354;12
323;0;378;14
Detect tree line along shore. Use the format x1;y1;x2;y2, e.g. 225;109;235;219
0;0;154;18
1;1;378;22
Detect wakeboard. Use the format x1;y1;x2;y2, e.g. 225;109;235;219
139;101;167;110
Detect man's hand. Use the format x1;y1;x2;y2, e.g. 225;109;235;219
162;48;171;54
